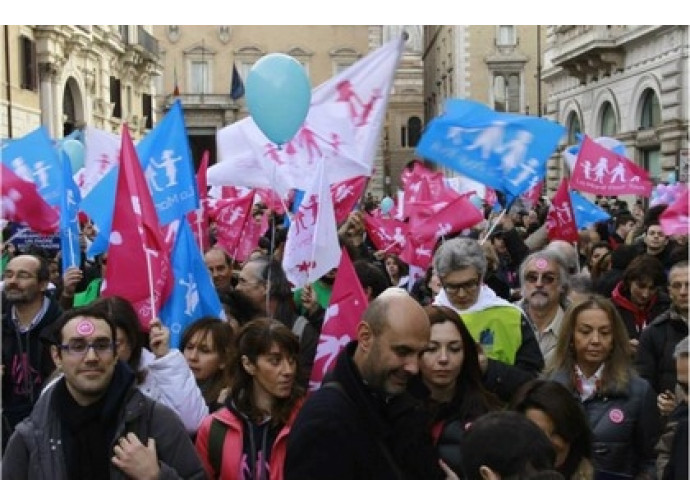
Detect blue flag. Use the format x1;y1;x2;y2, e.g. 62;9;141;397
80;166;118;258
569;190;612;230
416;99;565;205
230;62;245;100
58;153;82;271
2;126;64;207
159;219;225;349
137;100;199;225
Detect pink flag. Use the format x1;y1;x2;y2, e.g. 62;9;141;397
208;36;406;195
331;175;368;225
308;247;368;391
207;191;255;260
660;188;689;236
188;150;210;252
362;212;408;255
409;193;484;242
254;187;288;215
233;209;270;264
522;179;544;208
283;167;341;289
1;163;59;234
101;126;173;328
570;135;652;196
400;232;438;270
546;178;579;243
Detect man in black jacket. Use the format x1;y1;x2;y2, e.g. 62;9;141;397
284;287;447;479
2;254;62;452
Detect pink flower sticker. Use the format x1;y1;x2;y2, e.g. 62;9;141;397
76;319;95;336
535;258;549;270
609;408;625;424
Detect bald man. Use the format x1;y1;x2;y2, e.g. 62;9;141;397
285;288;447;479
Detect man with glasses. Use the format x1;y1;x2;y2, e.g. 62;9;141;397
637;261;688;403
2;254;63;452
515;250;570;368
2;304;205;479
432;237;543;401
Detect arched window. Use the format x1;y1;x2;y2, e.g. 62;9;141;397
566;112;581;145
600;102;617;136
640;89;661;129
407;117;422;147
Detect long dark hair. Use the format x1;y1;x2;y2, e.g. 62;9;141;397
180;316;235;406
510;379;593;479
230;317;304;426
421;305;503;421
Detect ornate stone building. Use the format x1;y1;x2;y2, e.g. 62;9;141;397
543;25;689;190
1;25;161;141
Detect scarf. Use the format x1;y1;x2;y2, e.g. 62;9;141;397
53;361;135;479
573;364;604;402
611;281;657;334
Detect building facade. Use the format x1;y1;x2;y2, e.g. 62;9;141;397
543;25;689;190
1;25;161;142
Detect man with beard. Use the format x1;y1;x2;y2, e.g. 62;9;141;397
285;288;449;479
515;250;570;369
2;254;62;452
2;304;205;479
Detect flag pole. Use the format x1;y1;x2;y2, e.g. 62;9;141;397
67;228;76;267
196;211;204;253
480;208;506;246
144;246;157;320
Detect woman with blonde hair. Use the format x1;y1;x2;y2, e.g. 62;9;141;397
545;295;660;479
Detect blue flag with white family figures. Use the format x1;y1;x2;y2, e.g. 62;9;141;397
136;99;199;225
80;100;199;256
569;190;612;230
159;218;225;349
416;99;566;206
2;126;64;207
58;152;82;272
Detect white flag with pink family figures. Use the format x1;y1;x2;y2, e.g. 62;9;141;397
283;165;340;290
207;36;406;197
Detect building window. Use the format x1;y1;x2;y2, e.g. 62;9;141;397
110;77;122;119
407;117;422;147
19;35;37;91
497;26;516;46
640;89;661;129
600;102;617;136
191;61;210;94
641;147;661;182
142;93;153;129
567;112;581;145
493;73;520;113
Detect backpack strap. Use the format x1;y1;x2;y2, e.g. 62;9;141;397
208;417;228;479
292;315;308;342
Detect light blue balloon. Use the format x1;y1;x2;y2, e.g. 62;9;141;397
667;172;677;184
62;139;84;173
246;53;311;145
380;196;394;215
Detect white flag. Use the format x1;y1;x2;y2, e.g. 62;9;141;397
76;125;121;197
208;36;406;196
282;164;340;290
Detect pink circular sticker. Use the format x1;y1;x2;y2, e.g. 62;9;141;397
76;319;95;336
609;408;624;424
534;258;549;270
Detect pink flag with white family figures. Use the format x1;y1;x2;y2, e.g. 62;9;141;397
282;167;340;289
546;178;579;243
331;175;368;225
207;190;256;261
362;212;408;256
188;150;211;251
101;126;173;328
308;247;368;391
660;188;689;236
207;36;406;196
1;163;59;234
570;135;652;197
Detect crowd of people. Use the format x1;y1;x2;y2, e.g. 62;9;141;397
1;188;688;480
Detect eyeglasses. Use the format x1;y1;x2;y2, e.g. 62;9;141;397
524;272;558;285
443;278;480;294
59;337;115;356
2;270;36;281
